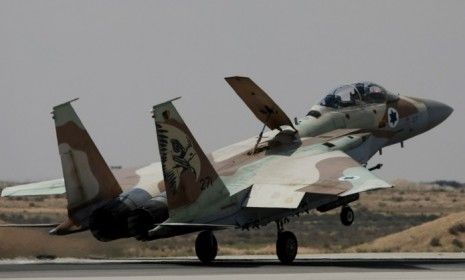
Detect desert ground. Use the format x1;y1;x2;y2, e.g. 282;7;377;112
1;179;464;259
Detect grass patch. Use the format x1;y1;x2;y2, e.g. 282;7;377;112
449;223;465;236
430;237;441;247
452;239;464;249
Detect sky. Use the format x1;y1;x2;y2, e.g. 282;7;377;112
0;0;464;183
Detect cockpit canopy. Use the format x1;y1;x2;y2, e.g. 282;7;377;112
320;82;393;109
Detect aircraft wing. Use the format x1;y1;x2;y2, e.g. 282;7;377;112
225;76;295;130
244;150;392;209
1;179;66;197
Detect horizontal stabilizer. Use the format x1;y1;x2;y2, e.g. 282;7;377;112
0;223;60;228
225;76;295;130
0;218;85;236
1;179;65;197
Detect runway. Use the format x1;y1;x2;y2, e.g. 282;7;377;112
1;253;465;280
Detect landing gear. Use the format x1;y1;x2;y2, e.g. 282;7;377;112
340;206;354;226
275;221;298;264
195;231;218;264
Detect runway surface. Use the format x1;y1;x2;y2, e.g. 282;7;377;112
1;253;465;280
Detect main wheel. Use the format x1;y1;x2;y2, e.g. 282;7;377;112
340;206;354;226
195;231;218;264
276;231;298;264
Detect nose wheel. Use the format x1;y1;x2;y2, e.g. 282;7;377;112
275;221;298;264
195;231;218;264
340;206;354;226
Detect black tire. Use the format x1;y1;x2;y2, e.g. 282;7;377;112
276;231;298;264
195;231;218;264
340;206;354;226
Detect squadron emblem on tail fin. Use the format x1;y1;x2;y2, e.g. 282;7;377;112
156;122;201;195
152;99;229;216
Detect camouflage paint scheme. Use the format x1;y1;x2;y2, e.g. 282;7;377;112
2;77;453;242
148;78;451;238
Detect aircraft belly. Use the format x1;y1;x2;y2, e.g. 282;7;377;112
234;194;337;228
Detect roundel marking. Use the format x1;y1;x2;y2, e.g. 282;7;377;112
338;175;360;182
387;107;399;128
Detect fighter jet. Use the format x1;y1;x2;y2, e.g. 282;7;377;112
3;77;453;264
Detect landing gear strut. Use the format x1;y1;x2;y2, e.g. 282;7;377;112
195;231;218;264
340;205;354;226
275;221;298;264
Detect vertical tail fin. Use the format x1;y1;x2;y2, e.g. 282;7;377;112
53;99;122;227
152;98;228;222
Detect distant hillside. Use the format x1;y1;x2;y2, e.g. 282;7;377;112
428;180;464;188
351;211;465;253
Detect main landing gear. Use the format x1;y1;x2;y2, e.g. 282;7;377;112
194;207;354;265
340;205;354;226
195;231;218;264
275;221;298;264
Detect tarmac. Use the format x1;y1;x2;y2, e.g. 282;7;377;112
1;253;465;280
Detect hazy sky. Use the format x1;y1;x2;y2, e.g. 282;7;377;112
1;1;464;182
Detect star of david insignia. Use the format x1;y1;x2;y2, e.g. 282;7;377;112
388;108;399;128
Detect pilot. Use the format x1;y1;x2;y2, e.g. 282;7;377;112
323;94;340;108
349;91;360;103
355;83;365;96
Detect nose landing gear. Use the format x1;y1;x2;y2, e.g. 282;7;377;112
340;205;354;226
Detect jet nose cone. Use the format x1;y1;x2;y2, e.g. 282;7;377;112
423;99;453;128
